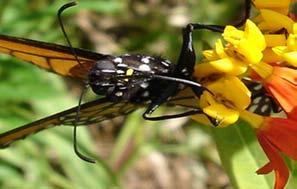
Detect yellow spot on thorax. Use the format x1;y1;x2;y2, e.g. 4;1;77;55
125;68;134;81
126;68;134;76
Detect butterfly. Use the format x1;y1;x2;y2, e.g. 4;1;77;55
0;0;253;162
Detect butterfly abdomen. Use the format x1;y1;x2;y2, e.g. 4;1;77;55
88;54;175;102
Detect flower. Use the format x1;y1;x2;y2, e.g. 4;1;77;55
241;111;297;189
260;66;297;120
250;62;297;120
253;0;292;15
273;23;297;67
223;19;266;64
194;19;266;80
194;40;248;78
192;75;251;127
262;34;286;63
252;5;294;33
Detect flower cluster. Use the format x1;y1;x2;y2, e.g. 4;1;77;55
191;1;297;188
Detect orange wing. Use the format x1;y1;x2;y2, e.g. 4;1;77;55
0;34;108;79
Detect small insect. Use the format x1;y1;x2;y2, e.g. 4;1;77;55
0;0;251;162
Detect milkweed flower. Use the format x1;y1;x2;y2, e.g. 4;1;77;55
273;23;297;67
218;19;297;121
240;111;297;189
192;13;297;189
195;19;265;79
247;23;297;120
252;0;294;33
253;0;292;15
253;65;297;120
192;2;297;189
192;75;251;127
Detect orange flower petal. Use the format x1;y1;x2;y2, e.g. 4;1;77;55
262;118;297;160
256;162;273;174
264;66;297;119
257;132;289;189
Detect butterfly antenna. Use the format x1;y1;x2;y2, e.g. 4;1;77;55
73;84;96;163
57;1;87;71
57;2;95;163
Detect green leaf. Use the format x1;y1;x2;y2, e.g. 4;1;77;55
211;121;273;189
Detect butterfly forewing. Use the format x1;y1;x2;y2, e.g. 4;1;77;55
0;34;107;79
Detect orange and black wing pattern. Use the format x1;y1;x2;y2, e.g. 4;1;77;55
0;98;139;148
0;88;198;148
0;34;108;79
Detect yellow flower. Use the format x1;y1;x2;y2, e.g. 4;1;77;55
249;61;273;79
195;40;248;78
262;34;286;63
223;19;266;64
253;0;291;15
195;20;266;79
273;23;297;67
192;76;251;127
254;9;294;33
264;34;287;47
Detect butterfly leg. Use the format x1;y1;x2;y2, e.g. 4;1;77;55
72;85;96;163
143;24;204;121
143;0;251;121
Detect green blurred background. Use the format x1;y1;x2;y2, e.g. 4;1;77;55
0;0;279;189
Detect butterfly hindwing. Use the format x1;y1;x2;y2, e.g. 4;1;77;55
0;88;200;148
0;98;139;148
0;34;108;79
245;80;282;116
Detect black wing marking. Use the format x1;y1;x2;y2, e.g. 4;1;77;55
0;87;200;148
245;80;282;116
0;98;139;148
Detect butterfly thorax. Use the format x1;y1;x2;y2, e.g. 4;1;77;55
88;54;176;103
